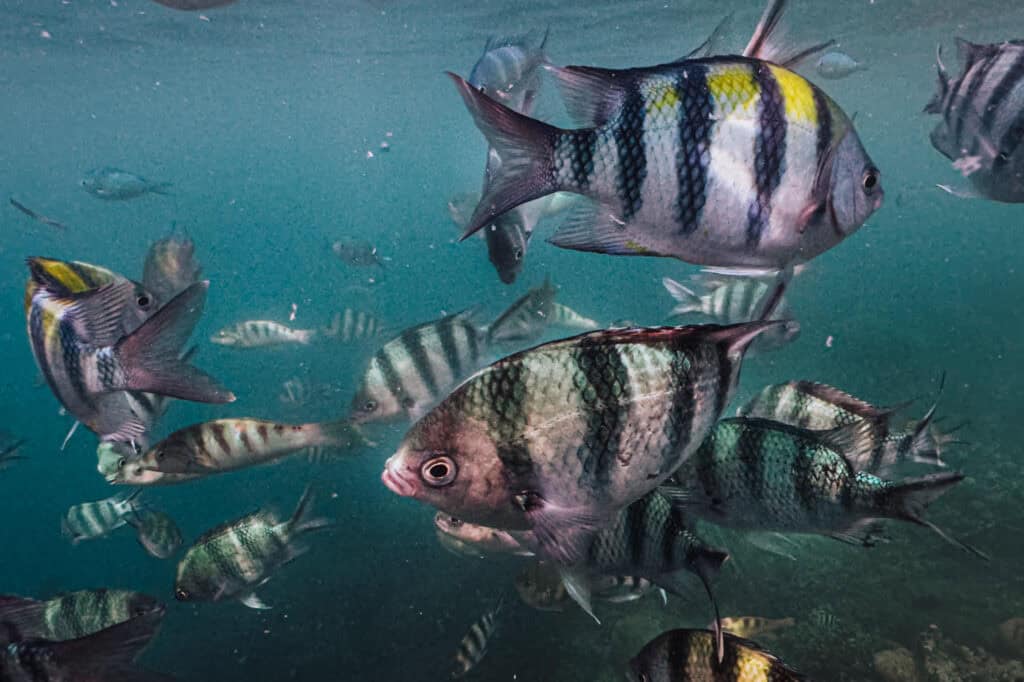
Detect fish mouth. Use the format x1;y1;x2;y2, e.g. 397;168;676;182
381;458;415;497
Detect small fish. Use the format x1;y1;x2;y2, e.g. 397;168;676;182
433;513;534;558
589;575;663;604
666;417;988;558
0;589;164;642
815;50;867;79
468;30;548;112
128;510;183;559
175;486;330;609
663;274;800;350
0;608;168;681
331;238;385;268
450;0;882;272
627;629;807;681
9;198;67;230
278;377;311;406
61;490;143;544
350;309;490;424
25;258;234;443
925;39;1024;202
549;302;599;331
321;308;385;343
514;562;568;611
382;320;782;565
97;441;141;481
0;437;27;471
81;167;172;200
211;320;316;348
806;607;840;630
143;233;202;304
137;417;368;478
485;276;558;345
451;600;504;679
718;615;796;639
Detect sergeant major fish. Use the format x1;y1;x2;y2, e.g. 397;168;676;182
0;589;163;642
450;0;882;272
211;320;316;348
321;308;385;343
25;257;235;443
175;486;329;609
61;490;143;544
718;615;796;639
452;600;504;679
128;510;183;559
485;276;558;345
550;302;599;331
925;39;1024;202
382;320;782;564
80;167;172;200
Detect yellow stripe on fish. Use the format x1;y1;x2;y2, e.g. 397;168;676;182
768;65;818;128
706;63;759;114
644;82;680;115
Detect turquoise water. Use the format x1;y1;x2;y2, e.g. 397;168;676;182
1;0;1023;680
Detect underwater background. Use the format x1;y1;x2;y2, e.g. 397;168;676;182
0;0;1022;679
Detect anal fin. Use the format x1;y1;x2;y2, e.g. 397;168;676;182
548;202;658;257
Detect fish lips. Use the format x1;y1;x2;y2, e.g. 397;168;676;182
381;457;416;498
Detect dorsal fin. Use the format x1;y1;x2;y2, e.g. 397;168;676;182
743;0;834;67
787;381;895;421
815;419;881;471
544;64;629;127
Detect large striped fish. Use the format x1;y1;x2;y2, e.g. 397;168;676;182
134;417;368;478
0;589;163;642
925;39;1024;202
25;257;234;443
450;0;882;272
349;309;489;425
627;629;807;682
382;320;781;564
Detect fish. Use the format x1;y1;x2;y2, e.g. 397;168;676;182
663;274;800;350
737;379;953;473
485;276;558;345
468;30;548;112
514;562;663;612
174;486;330;609
549;302;599;331
666;417;989;558
128;510;183;560
97;441;142;481
925;39;1024;202
627;628;807;681
433;513;534;558
142;233;202;304
25;258;235;442
815;50;867;79
321;308;385;343
210;320;317;348
0;437;27;471
589;575;663;604
382;319;782;565
331;238;385;268
278;377;311;405
0;608;171;681
449;0;882;273
80;167;172;200
9;198;68;230
61;490;143;544
806;606;840;630
0;590;164;642
718;615;796;639
451;600;504;679
349;309;490;424
135;417;368;478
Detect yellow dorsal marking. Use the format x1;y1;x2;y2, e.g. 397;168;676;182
706;65;759;113
645;82;680;115
769;65;818;125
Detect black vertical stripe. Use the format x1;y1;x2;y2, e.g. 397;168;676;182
627;498;646;567
675;66;713;235
977;49;1024;148
666;345;697;456
573;341;631;487
438;318;462;379
615;85;647;221
666;630;692;676
996;102;1024;162
794;439;818;513
739;422;766;502
566;130;597;192
747;63;787;248
712;344;732;418
374;347;406;405
464;322;480;365
953;50;1000;143
58;318;91;414
812;86;833;184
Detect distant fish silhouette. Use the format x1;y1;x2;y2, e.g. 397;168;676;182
10;198;67;230
151;0;238;9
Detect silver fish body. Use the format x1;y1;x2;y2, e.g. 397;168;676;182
321;308;385;343
211;320;316;348
80;167;171;200
815;51;866;79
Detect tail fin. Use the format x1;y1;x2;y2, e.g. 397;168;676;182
707;320;789;360
905;372;958;467
318;418;375;451
886;472;990;560
116;281;235;404
0;595;47;641
447;72;560;240
49;609;164;672
662;277;704;316
286;485;333;537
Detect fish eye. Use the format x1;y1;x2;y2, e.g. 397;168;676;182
174;588;189;601
401;397;416;409
362;399;378;413
136;294;151;308
117;457;126;469
514;248;523;261
862;168;879;192
420;456;457;487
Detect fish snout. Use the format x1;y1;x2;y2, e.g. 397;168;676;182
382;455;416;497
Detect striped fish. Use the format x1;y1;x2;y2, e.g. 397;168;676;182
514;562;663;613
663;274;799;350
321;308;385;343
925;39;1024;202
383;320;782;565
590;575;663;604
350;309;488;424
738;379;954;473
666;417;988;558
25;257;234;443
550;302;599;331
451;600;504;679
175;486;329;608
628;629;807;682
211;319;316;348
486;276;557;345
0;590;163;642
142;232;202;304
136;417;369;478
61;490;142;544
433;513;534;558
718;615;796;639
128;509;183;559
450;0;882;272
